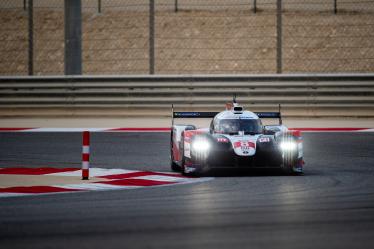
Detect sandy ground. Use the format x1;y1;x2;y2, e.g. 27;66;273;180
1;3;373;75
0;174;106;188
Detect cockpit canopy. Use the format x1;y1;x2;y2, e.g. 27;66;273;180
212;118;263;135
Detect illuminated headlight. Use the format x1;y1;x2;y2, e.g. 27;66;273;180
192;139;210;152
280;141;297;151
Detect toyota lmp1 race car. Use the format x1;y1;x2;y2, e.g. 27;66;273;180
170;101;304;176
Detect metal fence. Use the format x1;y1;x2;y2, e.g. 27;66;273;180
0;0;373;75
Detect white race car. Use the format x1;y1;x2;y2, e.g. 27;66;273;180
170;101;304;176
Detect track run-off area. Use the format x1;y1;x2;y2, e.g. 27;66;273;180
1;131;374;249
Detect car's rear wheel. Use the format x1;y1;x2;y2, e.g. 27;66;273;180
170;130;181;172
170;145;180;172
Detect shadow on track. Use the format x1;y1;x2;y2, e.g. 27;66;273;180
191;168;305;177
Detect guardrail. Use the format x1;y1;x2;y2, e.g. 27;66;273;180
1;74;373;117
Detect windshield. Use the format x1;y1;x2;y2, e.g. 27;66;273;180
214;119;262;135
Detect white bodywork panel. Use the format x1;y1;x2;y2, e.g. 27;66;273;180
228;134;261;156
172;125;192;161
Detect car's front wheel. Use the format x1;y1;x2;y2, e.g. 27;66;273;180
170;158;180;172
282;158;303;175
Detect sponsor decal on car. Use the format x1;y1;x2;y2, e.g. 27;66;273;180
217;137;229;143
234;141;256;150
259;137;271;143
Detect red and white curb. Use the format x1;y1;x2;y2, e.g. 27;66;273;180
0;167;213;198
0;127;373;132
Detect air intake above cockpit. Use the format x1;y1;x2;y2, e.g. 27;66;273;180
233;106;243;113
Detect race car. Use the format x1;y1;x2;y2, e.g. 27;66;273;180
170;101;304;176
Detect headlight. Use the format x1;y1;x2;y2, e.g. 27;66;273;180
280;141;297;151
192;139;210;152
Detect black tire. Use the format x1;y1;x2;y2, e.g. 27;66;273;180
182;160;199;177
282;157;303;175
282;163;294;175
171;160;180;172
170;130;181;172
182;159;199;177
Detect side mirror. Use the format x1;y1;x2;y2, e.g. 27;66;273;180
184;125;196;131
263;125;280;135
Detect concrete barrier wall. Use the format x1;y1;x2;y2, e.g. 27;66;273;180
0;74;373;117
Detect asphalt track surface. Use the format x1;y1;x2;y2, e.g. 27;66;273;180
1;132;374;249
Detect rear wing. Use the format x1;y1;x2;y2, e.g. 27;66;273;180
256;112;282;125
173;112;219;118
171;105;283;125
